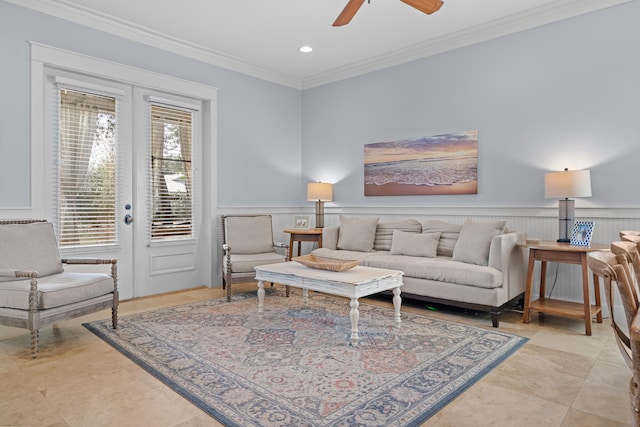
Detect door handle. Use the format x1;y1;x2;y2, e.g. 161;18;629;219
124;214;133;225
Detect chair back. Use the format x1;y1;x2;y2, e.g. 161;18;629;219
611;241;640;309
621;231;640;252
0;221;63;280
589;243;640;425
222;215;276;254
588;249;633;367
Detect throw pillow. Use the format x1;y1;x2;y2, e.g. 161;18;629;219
421;220;463;257
452;219;507;266
373;219;422;251
390;230;440;258
337;215;379;252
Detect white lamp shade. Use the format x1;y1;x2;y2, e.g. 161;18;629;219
307;182;333;201
544;169;591;199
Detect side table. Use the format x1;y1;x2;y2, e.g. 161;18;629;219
283;228;323;260
522;240;609;335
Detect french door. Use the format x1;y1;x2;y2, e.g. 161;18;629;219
44;66;209;300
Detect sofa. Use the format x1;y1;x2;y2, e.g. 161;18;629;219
310;216;528;327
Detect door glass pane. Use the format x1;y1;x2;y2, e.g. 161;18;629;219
150;104;193;240
58;88;117;247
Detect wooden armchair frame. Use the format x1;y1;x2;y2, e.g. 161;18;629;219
588;244;640;426
221;214;289;301
0;219;118;358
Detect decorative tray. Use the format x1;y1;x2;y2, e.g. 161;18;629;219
293;255;358;272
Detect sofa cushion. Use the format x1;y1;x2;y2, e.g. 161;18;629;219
452;219;507;266
0;222;63;282
0;272;114;310
363;253;503;289
311;248;378;263
390;231;440;258
421;220;463;257
337;215;379;252
373;219;422;251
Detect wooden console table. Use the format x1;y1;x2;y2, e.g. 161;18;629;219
522;240;609;335
283;228;323;260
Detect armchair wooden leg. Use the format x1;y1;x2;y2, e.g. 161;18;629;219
112;306;118;329
227;282;232;302
31;330;39;359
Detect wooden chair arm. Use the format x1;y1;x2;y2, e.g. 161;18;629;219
274;242;289;249
0;269;38;279
61;259;118;292
62;259;117;265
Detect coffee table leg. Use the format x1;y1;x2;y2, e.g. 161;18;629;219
393;287;402;326
303;288;309;305
350;298;360;344
257;280;265;313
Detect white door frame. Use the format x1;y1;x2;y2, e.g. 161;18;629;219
29;43;218;298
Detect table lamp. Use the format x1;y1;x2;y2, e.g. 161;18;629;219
544;168;591;242
307;182;333;228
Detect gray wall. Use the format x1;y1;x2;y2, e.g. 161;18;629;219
2;1;638;212
302;1;640;210
0;0;302;209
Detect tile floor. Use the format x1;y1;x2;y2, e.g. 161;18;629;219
0;282;632;426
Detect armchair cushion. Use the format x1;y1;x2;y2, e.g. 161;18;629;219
0;272;115;310
223;252;286;274
0;222;63;281
224;216;275;254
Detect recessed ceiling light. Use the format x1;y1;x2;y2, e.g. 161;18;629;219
299;46;313;53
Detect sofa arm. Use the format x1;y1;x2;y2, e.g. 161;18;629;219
488;232;528;300
322;226;340;250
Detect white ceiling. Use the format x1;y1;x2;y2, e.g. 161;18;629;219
11;0;630;88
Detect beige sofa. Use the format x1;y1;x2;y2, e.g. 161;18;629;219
310;216;527;327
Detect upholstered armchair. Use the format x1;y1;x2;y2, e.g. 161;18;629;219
0;220;118;358
221;215;289;301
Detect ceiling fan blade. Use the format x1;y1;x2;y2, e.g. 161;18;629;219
399;0;444;15
333;0;366;27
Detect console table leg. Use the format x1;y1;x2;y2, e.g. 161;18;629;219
392;287;402;326
257;280;265;313
350;297;360;345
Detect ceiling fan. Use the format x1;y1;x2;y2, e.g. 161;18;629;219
333;0;444;27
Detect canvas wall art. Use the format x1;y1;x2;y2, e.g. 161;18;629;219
364;130;478;196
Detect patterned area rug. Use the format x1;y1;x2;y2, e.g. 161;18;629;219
84;288;527;426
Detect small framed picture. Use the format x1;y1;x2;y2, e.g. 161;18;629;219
570;221;594;246
293;215;310;229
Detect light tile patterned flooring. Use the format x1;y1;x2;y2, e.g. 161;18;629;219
0;282;632;426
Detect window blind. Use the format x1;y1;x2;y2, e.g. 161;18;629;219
57;88;117;247
150;104;194;240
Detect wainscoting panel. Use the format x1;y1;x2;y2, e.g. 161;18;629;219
216;206;640;318
150;251;196;276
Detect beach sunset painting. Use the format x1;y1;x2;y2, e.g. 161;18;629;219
364;130;478;196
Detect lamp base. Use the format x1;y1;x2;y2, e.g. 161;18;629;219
315;201;325;228
558;198;575;243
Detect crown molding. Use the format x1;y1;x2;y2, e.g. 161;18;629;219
7;0;632;90
302;0;632;88
7;0;303;89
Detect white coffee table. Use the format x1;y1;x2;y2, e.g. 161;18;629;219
254;261;404;344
